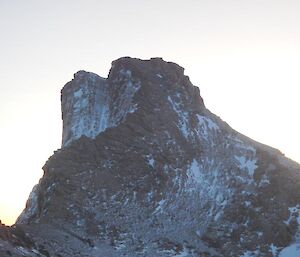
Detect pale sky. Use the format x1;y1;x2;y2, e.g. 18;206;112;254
0;0;299;225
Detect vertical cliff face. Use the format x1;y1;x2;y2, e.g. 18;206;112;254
61;67;141;147
61;71;109;147
2;57;300;257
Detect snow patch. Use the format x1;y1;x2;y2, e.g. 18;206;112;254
259;174;270;187
269;244;278;256
279;244;300;257
185;158;232;223
228;135;256;152
239;249;261;257
235;156;257;177
167;95;190;138
244;201;251;207
284;205;300;225
148;158;155;167
188;159;205;184
145;154;155;168
257;231;263;237
197;115;219;131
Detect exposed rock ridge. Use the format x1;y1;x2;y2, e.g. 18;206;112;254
61;57;204;147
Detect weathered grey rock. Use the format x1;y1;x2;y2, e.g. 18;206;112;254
1;57;300;256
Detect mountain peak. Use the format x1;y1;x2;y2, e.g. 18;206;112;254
2;57;299;257
61;57;204;147
110;56;184;75
108;57;186;85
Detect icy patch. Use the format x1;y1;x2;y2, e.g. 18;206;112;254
167;95;190;138
235;156;257;177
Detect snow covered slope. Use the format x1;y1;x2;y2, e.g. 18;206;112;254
2;57;300;257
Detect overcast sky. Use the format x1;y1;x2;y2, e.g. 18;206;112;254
0;0;299;225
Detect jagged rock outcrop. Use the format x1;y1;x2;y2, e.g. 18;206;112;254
1;57;300;257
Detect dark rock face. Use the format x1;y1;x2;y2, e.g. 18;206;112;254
1;57;300;256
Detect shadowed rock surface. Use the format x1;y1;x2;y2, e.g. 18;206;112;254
1;57;300;256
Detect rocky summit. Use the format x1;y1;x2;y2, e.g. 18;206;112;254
1;57;300;257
